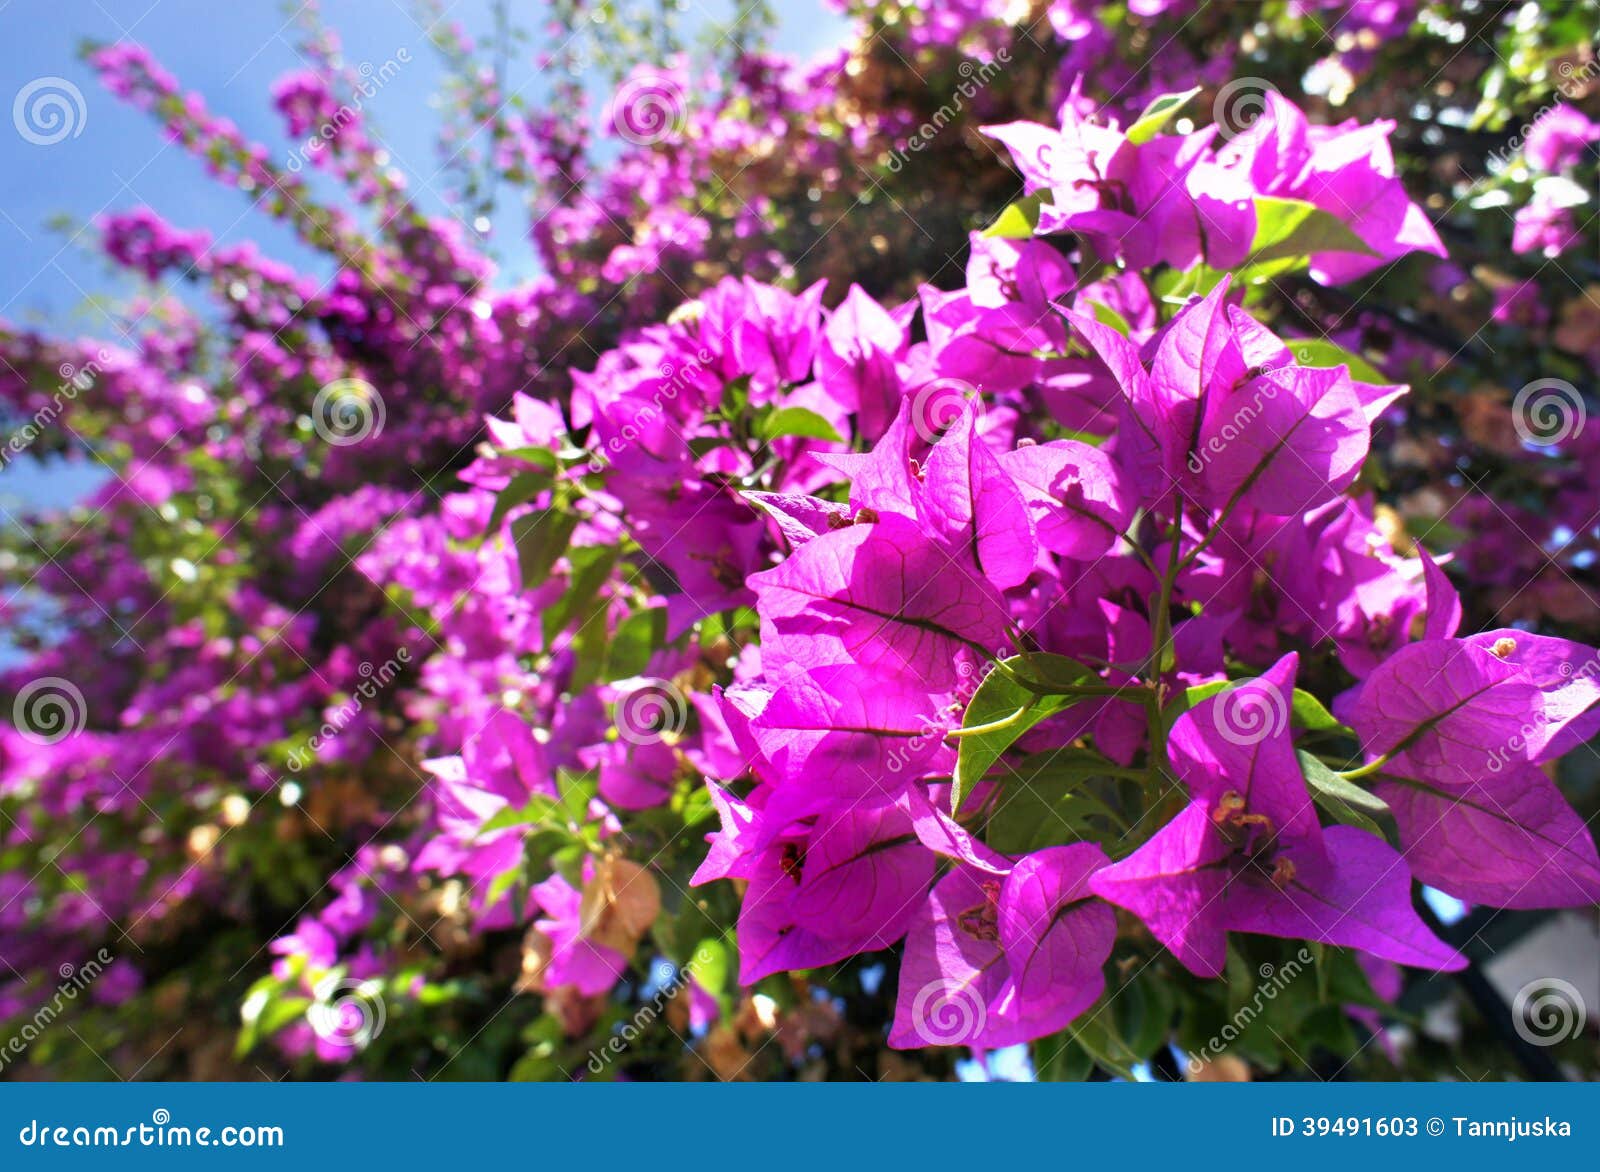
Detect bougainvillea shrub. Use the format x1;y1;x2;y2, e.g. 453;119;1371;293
2;1;1598;1081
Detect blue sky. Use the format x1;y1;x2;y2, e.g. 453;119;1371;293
0;0;850;510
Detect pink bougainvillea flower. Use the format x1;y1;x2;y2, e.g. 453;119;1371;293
1345;638;1547;783
915;403;1039;589
744;663;955;800
983;106;1253;270
889;844;1115;1049
1523;104;1600;172
749;510;1011;689
1376;762;1600;909
530;872;628;996
1217;90;1446;283
692;786;935;984
996;438;1131;562
1071;281;1372;515
816;283;911;441
1090;653;1463;976
1348;635;1600;909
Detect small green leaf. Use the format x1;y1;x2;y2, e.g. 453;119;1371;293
951;654;1094;813
1126;86;1200;144
1290;688;1347;733
541;544;617;644
981;193;1044;239
1087;300;1133;335
486;468;554;536
605;607;667;678
756;406;842;444
687;937;731;995
1287;338;1389;386
511;509;579;589
1238;196;1376;280
1297;750;1390;834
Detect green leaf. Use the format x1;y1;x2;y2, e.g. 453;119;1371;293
687;937;731;995
1286;338;1389;386
1062;1000;1143;1080
1296;750;1390;834
981;193;1044;239
511;509;579;589
605;607;667;679
1113;969;1177;1061
1126;86;1200;144
756;406;842;444
1087;300;1133;335
477;794;559;836
987;778;1123;854
951;654;1094;813
1290;688;1348;733
540;544;617;644
486;467;554;536
1239;196;1376;281
1034;1032;1096;1081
